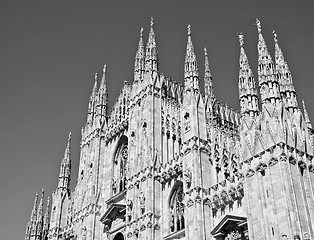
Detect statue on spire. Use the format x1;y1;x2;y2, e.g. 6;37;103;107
150;16;154;27
238;32;244;47
140;27;143;37
187;24;191;36
272;30;278;43
256;19;262;33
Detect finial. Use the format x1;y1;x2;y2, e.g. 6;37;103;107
41;188;44;196
46;196;50;209
204;47;208;56
150;17;154;27
103;64;107;73
94;73;98;80
302;99;312;127
272;30;278;43
140;27;143;37
187;24;191;36
238;32;244;47
32;192;38;209
256;19;262;33
68;132;72;141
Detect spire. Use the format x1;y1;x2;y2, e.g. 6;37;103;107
145;17;158;72
95;64;108;121
30;193;38;238
302;100;312;129
35;189;44;239
25;220;31;240
58;132;71;190
238;32;259;117
134;27;145;82
26;193;38;240
37;189;44;221
87;74;98;123
184;24;199;92
273;30;298;112
204;47;214;98
42;197;50;240
256;19;280;105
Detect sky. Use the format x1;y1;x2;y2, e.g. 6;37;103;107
1;1;314;239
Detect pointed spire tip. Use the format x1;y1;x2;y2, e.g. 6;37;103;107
187;24;191;36
238;32;244;47
150;16;154;27
272;30;278;43
140;27;143;37
204;47;208;56
256;19;261;33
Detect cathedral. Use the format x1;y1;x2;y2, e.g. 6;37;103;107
25;18;314;240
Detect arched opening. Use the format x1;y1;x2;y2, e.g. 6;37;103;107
169;181;185;233
112;135;128;195
113;232;124;240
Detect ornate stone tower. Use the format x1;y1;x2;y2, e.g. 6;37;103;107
25;19;314;240
240;20;314;240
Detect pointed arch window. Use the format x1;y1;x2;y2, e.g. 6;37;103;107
169;182;185;233
113;136;128;195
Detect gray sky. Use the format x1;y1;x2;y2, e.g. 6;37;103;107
1;1;314;239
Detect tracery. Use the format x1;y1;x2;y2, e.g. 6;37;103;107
169;184;185;233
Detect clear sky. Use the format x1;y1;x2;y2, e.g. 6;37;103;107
1;1;314;239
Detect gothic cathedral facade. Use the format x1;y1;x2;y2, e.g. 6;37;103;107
25;19;314;240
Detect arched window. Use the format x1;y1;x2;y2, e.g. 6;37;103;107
113;232;124;240
113;136;128;195
169;182;185;233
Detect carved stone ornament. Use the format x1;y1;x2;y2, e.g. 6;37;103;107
289;156;297;165
140;224;146;231
256;162;267;173
236;183;244;197
154;223;160;230
227;175;235;183
246;169;255;178
133;228;139;235
139;191;146;214
298;160;307;170
183;168;192;186
229;188;237;202
127;232;132;238
279;153;288;162
211;184;218;191
211;200;218;210
186;199;194;207
225;229;242;240
195;195;202;204
303;232;310;240
281;234;288;240
204;197;211;206
112;178;118;194
219;180;226;187
268;157;278;167
127;199;133;211
81;226;87;240
220;191;228;205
